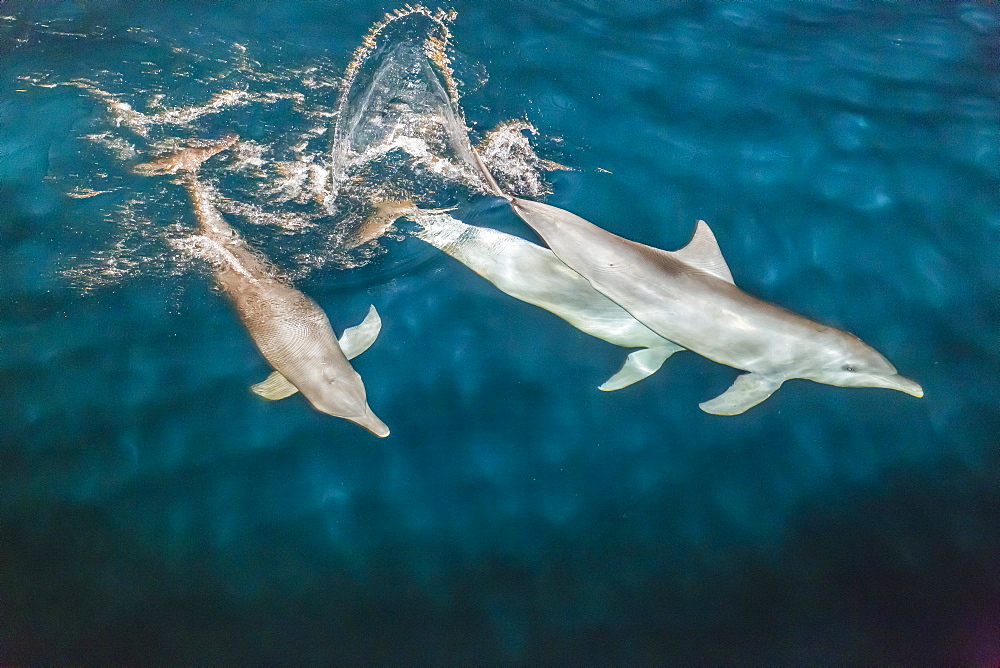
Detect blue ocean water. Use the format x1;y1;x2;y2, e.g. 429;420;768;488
1;0;999;663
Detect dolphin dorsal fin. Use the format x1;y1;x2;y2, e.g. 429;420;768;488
672;220;734;284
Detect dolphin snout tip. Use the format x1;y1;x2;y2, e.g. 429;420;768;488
894;375;924;398
350;410;390;438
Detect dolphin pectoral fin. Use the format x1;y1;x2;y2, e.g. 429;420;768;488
699;373;783;415
251;371;300;400
338;305;382;360
599;343;682;391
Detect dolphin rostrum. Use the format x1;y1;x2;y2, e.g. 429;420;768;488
134;139;390;436
505;197;923;414
388;202;682;390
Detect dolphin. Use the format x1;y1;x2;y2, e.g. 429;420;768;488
386;202;682;390
131;134;240;176
504;197;923;414
134;139;390;436
346;199;418;249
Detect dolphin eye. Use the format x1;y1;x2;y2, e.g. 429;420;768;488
842;364;856;372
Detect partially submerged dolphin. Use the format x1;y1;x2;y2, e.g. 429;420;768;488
132;134;240;175
505;196;923;414
134;139;390;436
390;202;682;390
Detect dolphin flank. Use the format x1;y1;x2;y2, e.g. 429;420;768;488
134;138;390;436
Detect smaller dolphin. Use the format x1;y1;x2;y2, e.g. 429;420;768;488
132;134;240;175
346;199;418;249
378;202;682;390
135;139;390;436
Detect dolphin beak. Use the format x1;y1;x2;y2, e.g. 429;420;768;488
349;406;390;438
884;374;924;398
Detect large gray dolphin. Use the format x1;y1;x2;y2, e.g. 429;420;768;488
391;202;682;390
134;139;390;436
505;196;923;414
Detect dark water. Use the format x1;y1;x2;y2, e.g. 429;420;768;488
2;0;999;663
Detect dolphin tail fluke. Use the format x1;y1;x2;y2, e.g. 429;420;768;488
349;406;390;438
700;372;784;416
599;343;682;391
337;305;382;359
